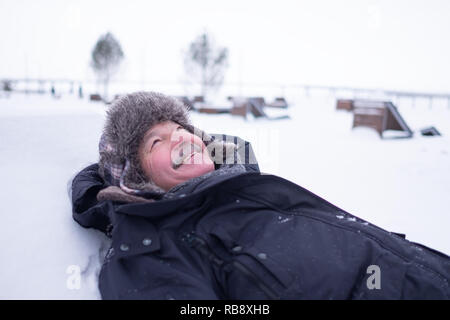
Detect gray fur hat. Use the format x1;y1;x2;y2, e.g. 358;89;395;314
98;91;240;199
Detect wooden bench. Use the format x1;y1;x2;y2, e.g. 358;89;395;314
229;97;265;118
266;97;288;108
230;99;249;118
197;107;231;114
90;94;102;101
352;106;386;136
248;97;267;118
336;99;354;111
193;96;205;103
352;100;413;138
229;97;290;120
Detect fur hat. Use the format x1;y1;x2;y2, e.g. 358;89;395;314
98;91;240;199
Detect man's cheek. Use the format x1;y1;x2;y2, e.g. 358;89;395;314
152;151;172;170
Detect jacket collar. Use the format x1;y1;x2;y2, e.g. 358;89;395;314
115;170;259;219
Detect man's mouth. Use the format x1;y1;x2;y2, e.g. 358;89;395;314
172;142;203;169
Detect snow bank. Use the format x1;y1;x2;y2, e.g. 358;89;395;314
0;93;448;299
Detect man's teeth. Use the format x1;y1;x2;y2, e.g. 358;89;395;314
183;152;197;163
173;143;202;167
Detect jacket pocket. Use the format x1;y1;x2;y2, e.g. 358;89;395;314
208;224;295;299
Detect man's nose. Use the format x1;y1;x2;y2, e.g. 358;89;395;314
170;132;193;150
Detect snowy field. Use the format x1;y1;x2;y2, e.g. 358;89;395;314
0;92;449;299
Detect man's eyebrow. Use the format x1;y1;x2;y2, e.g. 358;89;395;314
142;130;159;145
142;124;182;145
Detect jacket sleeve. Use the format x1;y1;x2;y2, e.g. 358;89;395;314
71;163;113;236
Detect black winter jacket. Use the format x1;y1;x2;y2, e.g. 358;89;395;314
71;135;450;300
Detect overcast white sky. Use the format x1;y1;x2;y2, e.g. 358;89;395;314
1;0;449;93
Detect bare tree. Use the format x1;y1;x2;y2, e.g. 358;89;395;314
184;32;229;99
90;32;124;101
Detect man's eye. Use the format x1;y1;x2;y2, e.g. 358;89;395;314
151;139;161;149
177;126;183;130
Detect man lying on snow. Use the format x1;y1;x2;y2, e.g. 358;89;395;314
71;91;450;300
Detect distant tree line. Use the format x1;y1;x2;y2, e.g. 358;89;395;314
90;30;228;101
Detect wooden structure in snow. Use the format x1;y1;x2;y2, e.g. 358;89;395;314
267;97;288;108
196;107;231;114
336;99;354;111
351;100;413;138
420;126;441;136
193;96;290;120
89;94;102;101
230;98;248;117
231;97;290;120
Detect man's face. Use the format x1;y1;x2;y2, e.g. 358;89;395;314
138;121;215;191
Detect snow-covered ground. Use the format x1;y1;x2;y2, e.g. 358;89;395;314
0;92;449;299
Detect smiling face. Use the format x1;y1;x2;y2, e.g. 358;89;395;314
138;121;215;191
